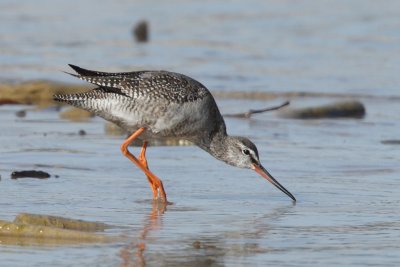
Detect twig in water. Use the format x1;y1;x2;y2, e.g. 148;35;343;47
223;101;290;118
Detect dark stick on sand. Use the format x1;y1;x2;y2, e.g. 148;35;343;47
224;101;290;118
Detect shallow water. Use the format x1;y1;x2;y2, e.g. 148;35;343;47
1;0;400;97
1;0;400;266
1;96;399;266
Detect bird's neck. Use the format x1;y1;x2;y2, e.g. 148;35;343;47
195;127;231;163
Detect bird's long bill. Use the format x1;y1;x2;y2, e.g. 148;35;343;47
253;164;296;202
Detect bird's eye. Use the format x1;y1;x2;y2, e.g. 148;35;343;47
242;149;250;155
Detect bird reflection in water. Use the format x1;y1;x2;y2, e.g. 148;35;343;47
119;201;166;267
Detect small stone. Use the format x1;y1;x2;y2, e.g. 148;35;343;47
133;20;149;42
15;110;26;118
192;240;202;249
78;129;86;136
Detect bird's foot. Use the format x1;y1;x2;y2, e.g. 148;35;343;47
152;188;173;205
152;197;173;206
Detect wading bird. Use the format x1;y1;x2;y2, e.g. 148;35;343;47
54;65;296;203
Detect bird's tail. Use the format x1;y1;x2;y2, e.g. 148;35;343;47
54;89;103;110
54;91;84;106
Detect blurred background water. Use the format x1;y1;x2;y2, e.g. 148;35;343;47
1;0;400;96
0;0;399;266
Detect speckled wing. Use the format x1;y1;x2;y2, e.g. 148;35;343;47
67;64;211;104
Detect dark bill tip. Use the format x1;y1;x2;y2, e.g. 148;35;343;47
253;164;296;202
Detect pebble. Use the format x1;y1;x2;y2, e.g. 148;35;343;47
133;20;149;42
15;110;26;118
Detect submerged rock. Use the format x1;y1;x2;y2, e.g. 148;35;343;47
192;240;202;249
11;170;51;179
279;101;365;119
14;213;111;232
0;220;110;243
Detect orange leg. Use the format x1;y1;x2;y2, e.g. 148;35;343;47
120;128;168;202
138;141;158;199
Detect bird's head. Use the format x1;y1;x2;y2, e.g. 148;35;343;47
221;136;296;202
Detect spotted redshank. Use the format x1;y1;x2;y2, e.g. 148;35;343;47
54;65;296;202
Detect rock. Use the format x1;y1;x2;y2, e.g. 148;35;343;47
15;110;26;118
0;99;20;105
381;140;400;145
279;101;365;119
11;170;51;179
0;220;111;243
14;213;111;232
133;20;149;42
192;240;202;249
78;129;86;136
0;80;89;107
